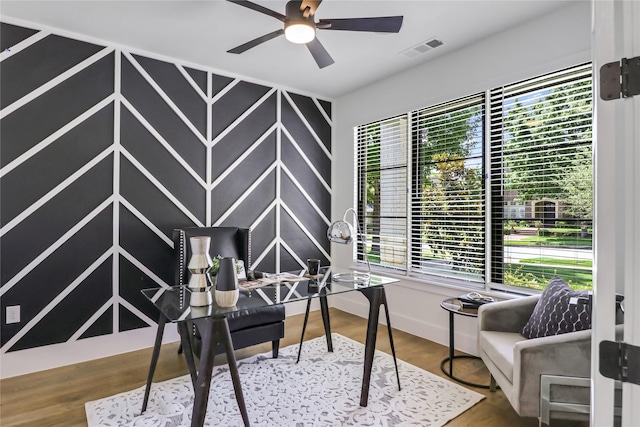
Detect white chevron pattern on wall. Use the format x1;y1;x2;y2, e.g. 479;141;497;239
0;22;332;354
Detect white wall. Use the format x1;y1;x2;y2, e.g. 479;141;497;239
330;1;592;355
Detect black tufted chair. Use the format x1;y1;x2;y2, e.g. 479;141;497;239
174;226;285;358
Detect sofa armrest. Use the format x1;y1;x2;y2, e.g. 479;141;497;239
516;329;593;376
515;323;625;381
478;295;540;333
511;323;623;418
513;329;592;417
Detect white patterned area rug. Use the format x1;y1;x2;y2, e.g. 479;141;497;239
86;333;484;426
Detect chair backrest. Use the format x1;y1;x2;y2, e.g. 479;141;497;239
173;227;251;287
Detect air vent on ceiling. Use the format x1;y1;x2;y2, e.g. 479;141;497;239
400;37;444;58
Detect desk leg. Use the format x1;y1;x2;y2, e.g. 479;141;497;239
177;322;197;386
297;292;333;364
142;313;167;414
190;317;217;427
296;299;312;363
319;294;333;352
357;287;399;407
221;317;250;427
382;296;401;392
191;317;249;427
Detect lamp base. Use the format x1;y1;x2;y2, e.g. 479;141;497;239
332;272;370;284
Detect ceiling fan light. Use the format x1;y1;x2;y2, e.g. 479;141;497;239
285;22;316;44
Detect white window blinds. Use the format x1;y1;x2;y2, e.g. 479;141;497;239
353;63;593;292
410;95;485;284
490;63;593;289
356;116;408;271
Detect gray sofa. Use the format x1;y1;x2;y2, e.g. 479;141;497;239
478;295;623;421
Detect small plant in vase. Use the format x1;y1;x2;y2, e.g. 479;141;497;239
207;255;244;285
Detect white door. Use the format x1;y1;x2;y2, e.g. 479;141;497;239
592;1;640;426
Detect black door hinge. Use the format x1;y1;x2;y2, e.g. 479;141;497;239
600;56;640;100
600;340;640;385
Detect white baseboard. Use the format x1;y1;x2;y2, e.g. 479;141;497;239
0;299;319;379
283;299;319;317
330;293;479;356
1;293;476;379
0;325;180;379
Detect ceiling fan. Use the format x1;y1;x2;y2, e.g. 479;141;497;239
226;0;404;69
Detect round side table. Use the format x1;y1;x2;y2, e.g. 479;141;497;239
440;297;495;389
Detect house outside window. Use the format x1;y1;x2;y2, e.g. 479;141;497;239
357;116;408;271
355;63;593;291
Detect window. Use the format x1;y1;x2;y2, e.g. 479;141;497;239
490;64;593;290
356;116;408;271
355;63;593;291
410;95;485;283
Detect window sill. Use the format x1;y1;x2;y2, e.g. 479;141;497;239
346;262;533;301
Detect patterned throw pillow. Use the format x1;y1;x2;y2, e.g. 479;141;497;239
520;276;591;339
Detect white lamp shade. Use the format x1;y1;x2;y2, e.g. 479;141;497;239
326;208;371;282
327;220;354;245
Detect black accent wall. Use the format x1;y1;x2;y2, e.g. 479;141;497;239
0;22;332;354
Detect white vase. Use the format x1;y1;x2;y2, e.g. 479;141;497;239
187;236;213;306
215;288;239;308
187;236;214;274
215;257;239;307
188;273;209;290
190;288;213;306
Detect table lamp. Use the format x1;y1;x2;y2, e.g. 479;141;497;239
326;208;371;283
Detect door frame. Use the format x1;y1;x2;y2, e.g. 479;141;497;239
591;0;640;425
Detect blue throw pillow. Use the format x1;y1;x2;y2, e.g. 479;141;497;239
520;276;591;339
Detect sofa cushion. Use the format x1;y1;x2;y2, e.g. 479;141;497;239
479;330;526;383
520;276;591;339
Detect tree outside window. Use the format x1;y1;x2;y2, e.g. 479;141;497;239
356;63;593;291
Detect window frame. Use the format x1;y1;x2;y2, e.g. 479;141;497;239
354;63;594;294
409;94;486;286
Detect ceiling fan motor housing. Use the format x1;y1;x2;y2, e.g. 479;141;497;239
287;1;310;19
284;0;316;43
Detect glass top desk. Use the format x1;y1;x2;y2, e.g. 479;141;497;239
140;267;400;427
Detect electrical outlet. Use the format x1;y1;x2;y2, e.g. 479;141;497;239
6;305;20;324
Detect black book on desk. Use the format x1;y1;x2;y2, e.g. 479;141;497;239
458;293;494;307
459;300;482;309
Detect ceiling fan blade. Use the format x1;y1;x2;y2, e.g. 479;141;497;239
226;0;286;22
306;38;334;69
318;16;403;33
227;29;285;54
300;0;322;17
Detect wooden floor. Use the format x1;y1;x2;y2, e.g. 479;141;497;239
0;308;586;427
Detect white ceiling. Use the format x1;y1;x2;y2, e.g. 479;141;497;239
1;0;578;99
